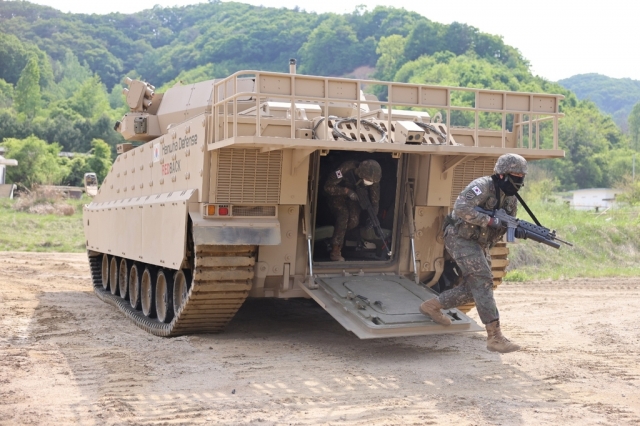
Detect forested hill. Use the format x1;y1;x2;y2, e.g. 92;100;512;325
0;1;637;192
0;1;526;88
558;73;640;131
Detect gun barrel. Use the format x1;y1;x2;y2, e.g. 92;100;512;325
553;235;574;247
525;231;561;249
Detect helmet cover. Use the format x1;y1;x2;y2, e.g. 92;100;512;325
356;160;382;183
494;153;528;175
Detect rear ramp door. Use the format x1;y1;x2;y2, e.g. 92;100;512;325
299;274;483;339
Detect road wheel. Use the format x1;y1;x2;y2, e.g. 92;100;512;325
172;270;191;315
155;270;174;323
109;257;119;296
129;263;142;310
118;258;129;299
141;266;157;318
101;254;110;290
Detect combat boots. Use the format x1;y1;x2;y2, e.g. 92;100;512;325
329;244;345;261
419;298;452;326
485;321;521;353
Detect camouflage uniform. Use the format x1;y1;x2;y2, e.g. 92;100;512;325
324;160;380;247
436;176;518;324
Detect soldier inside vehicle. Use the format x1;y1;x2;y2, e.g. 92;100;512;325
312;150;399;263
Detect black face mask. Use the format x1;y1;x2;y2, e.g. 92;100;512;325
495;173;525;196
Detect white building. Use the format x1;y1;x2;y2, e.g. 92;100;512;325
0;147;18;198
570;188;623;211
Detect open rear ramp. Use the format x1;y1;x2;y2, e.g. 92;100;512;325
299;274;483;339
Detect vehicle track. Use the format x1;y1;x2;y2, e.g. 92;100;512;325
89;245;256;337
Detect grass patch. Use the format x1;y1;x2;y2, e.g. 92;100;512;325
0;195;87;252
506;201;640;280
1;191;640;280
504;270;531;282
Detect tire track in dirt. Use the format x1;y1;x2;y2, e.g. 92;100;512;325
0;253;639;425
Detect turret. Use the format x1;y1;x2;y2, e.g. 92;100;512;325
122;77;155;112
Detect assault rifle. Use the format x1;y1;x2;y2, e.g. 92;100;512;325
475;207;573;249
346;170;392;256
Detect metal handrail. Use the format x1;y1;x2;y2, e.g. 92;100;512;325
209;70;564;150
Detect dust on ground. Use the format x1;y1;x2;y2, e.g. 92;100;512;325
0;252;638;425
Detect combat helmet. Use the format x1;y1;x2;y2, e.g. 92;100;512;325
494;153;528;175
356;160;382;184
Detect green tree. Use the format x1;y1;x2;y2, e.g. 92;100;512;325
0;78;14;108
615;175;640;205
2;135;68;187
13;57;41;117
628;101;640;151
0;33;29;85
86;138;112;182
54;50;93;98
374;35;406;81
298;15;361;76
444;22;476;55
63;155;89;187
67;75;111;120
403;20;442;61
540;102;622;189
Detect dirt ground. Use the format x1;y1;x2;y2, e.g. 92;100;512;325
0;252;639;426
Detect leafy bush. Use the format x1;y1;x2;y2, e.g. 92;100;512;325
1;136;112;188
2;135;68;187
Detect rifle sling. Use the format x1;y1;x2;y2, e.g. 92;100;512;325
514;192;542;226
492;175;542;227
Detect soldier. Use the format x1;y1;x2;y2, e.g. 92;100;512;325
323;159;382;261
420;153;528;353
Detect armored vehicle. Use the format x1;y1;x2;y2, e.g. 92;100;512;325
84;63;564;338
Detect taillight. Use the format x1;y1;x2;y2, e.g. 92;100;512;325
206;205;216;216
219;206;229;216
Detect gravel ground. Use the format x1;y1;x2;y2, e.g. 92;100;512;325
0;252;639;425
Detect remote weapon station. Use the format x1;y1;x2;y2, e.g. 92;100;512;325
84;60;564;338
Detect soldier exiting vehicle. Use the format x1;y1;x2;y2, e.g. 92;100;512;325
323;159;382;261
420;153;528;353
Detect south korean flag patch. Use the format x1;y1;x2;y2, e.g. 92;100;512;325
335;170;343;179
465;185;482;199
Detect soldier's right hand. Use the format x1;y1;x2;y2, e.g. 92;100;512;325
347;191;359;201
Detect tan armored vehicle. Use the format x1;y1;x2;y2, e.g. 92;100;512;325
84;62;564;338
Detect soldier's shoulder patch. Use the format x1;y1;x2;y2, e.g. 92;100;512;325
465;185;482;200
335;170;343;179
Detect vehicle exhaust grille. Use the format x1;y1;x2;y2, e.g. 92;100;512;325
450;158;496;207
232;205;277;217
216;148;282;204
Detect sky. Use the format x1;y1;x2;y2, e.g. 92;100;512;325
26;0;640;82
